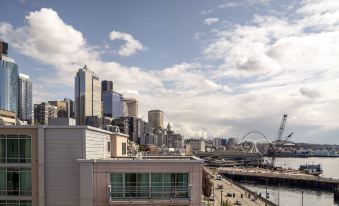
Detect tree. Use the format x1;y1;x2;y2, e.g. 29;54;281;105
202;168;213;197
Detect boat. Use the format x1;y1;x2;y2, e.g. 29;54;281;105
299;164;323;176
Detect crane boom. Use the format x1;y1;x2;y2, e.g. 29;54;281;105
276;114;288;141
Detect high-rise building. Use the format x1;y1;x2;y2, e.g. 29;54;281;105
101;80;113;93
0;41;18;113
63;98;75;118
75;65;101;125
148;110;164;129
102;91;124;118
17;73;32;123
34;102;57;125
123;98;138;117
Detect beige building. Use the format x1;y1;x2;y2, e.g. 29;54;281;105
123;98;138;117
0;126;202;206
75;65;102;125
0;109;16;125
148;110;164;129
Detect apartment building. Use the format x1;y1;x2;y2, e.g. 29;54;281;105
0;125;202;206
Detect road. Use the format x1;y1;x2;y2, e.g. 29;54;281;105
205;167;274;206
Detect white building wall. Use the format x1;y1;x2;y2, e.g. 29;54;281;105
85;129;111;159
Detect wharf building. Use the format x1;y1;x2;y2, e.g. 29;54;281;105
0;125;202;206
75;66;102;126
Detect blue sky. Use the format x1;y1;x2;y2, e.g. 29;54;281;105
1;0;339;144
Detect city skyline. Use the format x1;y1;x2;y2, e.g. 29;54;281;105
1;0;339;143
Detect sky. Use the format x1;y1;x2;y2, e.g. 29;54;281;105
0;0;339;144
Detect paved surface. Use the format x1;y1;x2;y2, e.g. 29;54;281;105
205;167;274;206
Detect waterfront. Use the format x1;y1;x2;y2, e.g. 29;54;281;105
243;183;338;206
243;157;339;206
270;157;339;179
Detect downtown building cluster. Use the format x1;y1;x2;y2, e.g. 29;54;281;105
0;41;202;206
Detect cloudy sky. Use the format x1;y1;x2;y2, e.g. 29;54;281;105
1;0;339;143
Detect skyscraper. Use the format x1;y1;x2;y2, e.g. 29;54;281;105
101;80;113;93
123;98;138;117
17;73;33;123
75;65;102;125
34;102;58;125
0;41;18;113
102;91;124;118
148;110;164;129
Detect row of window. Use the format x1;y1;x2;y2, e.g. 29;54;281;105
110;173;189;199
0;167;32;196
0;135;32;164
0;200;31;206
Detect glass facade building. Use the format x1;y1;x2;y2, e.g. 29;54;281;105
17;74;32;123
103;91;124;118
0;55;18;113
110;173;189;199
0;134;32;206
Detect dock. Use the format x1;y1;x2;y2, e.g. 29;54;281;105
218;167;339;190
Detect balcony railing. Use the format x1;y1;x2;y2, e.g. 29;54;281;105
109;185;190;200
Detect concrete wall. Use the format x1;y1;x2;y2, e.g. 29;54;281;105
84;159;202;206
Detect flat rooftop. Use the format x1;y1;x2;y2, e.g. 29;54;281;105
78;156;203;163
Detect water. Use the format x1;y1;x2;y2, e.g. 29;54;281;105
242;157;339;206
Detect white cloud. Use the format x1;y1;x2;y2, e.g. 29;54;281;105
204;18;219;25
109;31;144;57
299;87;320;99
200;9;213;15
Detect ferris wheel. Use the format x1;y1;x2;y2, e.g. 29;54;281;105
238;131;271;156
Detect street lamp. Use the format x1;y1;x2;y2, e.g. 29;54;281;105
301;191;304;206
220;189;223;206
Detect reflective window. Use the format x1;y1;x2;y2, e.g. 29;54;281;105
0;135;31;163
0;167;31;196
110;173;189;199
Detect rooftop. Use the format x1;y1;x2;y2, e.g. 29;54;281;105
78;156;203;163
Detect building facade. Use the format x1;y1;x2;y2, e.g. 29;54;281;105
102;91;124;118
75;66;102;125
0;41;18;114
123;98;138;117
101;80;113;94
148;110;164;129
33;102;57;125
0;126;201;206
17;73;33;123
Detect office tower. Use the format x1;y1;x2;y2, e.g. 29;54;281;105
63;98;75;118
123;98;138;117
102;91;124;118
34;102;57;125
75;65;101;125
101;80;113;93
0;41;18;113
48;100;67;117
17;73;33;123
148;110;164;129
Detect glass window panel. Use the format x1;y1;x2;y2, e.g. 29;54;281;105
163;173;172;198
0;135;6;163
151;173;163;198
110;173;123;198
20;169;32;196
7;168;19;195
7;138;18;163
0;168;6;195
137;173;149;197
19;138;31;163
125;173;136;197
122;143;126;155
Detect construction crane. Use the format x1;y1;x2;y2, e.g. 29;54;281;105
269;114;294;168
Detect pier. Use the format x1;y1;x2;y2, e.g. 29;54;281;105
219;167;339;190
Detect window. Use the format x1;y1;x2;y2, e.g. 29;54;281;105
0;135;32;163
110;173;189;200
0;167;31;196
122;143;126;155
0;200;32;206
107;141;111;152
